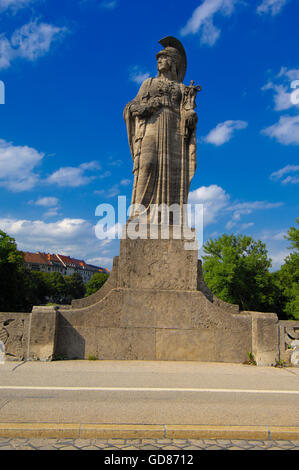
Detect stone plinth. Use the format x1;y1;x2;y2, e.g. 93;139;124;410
117;226;198;291
52;235;279;365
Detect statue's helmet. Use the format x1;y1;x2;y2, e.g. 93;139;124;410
156;36;187;83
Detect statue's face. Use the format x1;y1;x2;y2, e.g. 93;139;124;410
157;55;171;73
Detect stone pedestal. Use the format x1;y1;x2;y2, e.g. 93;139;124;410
50;233;279;365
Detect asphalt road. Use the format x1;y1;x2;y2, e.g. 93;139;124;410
0;361;299;426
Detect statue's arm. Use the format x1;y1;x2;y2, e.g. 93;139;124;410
124;78;161;119
180;84;198;135
123;79;155;162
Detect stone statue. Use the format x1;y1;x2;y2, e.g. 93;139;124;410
124;36;201;224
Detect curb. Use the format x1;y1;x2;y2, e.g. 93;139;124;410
1;424;299;441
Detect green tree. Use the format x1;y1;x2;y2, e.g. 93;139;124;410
202;234;278;313
65;272;86;301
46;272;68;304
274;218;299;320
0;230;27;311
24;271;54;307
285;217;299;251
85;272;108;297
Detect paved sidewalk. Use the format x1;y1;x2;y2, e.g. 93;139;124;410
1;361;299;427
0;437;299;450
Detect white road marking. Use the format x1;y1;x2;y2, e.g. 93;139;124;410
0;386;298;394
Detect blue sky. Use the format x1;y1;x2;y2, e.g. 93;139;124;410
0;0;298;271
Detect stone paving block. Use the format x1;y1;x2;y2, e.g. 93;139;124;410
59;446;78;450
1;437;299;450
72;439;94;448
230;439;253;448
228;446;246;451
206;445;226;450
36;446;58;450
122;446;140;450
107;439;127;445
181;445;202;450
139;444;161;450
13;446;33;450
268;447;286;450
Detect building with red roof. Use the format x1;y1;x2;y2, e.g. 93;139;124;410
22;252;109;284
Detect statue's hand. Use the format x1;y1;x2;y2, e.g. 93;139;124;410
185;110;198;130
148;97;162;111
130;103;151;118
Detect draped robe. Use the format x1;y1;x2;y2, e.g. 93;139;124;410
124;77;197;224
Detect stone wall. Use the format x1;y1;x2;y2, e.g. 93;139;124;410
0;312;30;361
55;288;253;363
0;306;296;366
279;321;299;366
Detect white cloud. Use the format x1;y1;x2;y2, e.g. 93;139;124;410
95;179;132;199
129;66;150;85
0;138;105;191
278;66;299;82
87;256;113;267
47;161;101;187
257;0;289;16
0;0;36;12
262;115;299;145
0;21;68;70
100;0;117;9
203;120;248;145
181;0;241;46
238;222;255;231
262;82;294;111
269;249;290;270
0;138;44;191
120;179;131;186
35;196;59;207
0;217;95;255
281;175;299;184
33;197;61;218
270;164;299;182
189;184;230;225
79;0;118;10
189;184;284;232
260;229;287;241
43;207;59;218
0;217;116;268
256;228;291;270
262;67;299;111
262;67;299;145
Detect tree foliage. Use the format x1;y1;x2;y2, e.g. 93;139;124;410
202;234;279;313
0;230;28;311
274;218;299;320
85;272;109;297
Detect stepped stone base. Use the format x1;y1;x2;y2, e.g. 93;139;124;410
52;234;278;365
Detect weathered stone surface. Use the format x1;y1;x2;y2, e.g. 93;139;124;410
71;257;119;309
0;313;29;361
279;321;299;365
27;307;58;361
124;37;200;221
247;311;279;366
118;232;198;291
48;236;279;364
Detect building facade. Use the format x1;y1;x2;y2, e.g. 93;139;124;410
22;252;109;284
